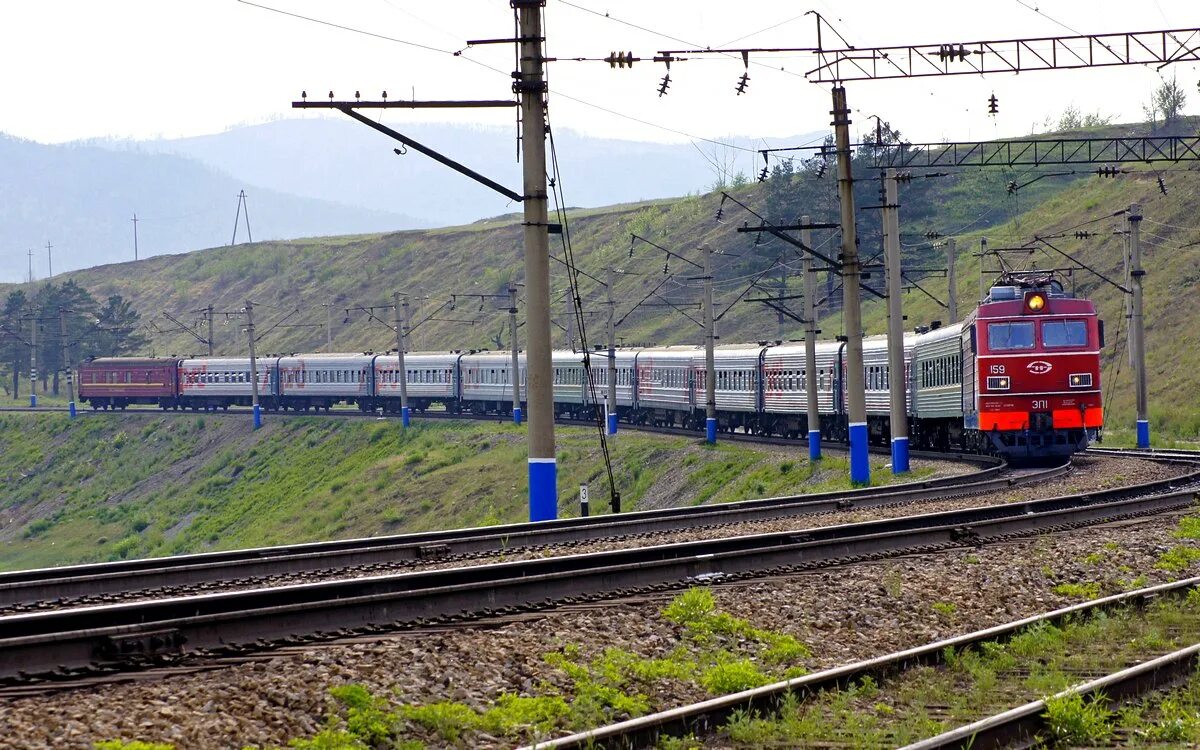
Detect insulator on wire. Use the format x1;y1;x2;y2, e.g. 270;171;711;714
987;93;998;115
657;73;671;97
1095;165;1122;178
896;172;913;183
735;71;750;95
759;165;769;182
1158;176;1169;195
815;160;828;179
1006;180;1019;194
605;51;635;68
1073;231;1094;239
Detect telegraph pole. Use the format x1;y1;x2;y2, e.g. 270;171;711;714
132;214;139;261
46;242;53;279
832;86;869;484
564;292;576;351
29;314;37;408
703;245;717;444
883;170;908;473
509;285;522;425
946;238;958;323
606;267;618;435
59;308;76;418
206;305;215;356
1128;203;1149;448
245;300;262;430
393;291;411;428
325;299;334;350
801;216;821;460
517;1;556;521
26;248;33;284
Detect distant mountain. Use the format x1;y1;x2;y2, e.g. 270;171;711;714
0;135;425;283
117;120;827;226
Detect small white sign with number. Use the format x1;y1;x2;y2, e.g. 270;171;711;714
579;485;589;504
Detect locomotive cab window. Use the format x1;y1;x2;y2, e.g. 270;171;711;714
987;321;1035;350
1042;320;1088;348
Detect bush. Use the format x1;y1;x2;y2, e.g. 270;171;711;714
1042;692;1113;745
700;659;772;695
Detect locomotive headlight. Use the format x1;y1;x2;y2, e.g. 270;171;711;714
1069;373;1093;388
1025;293;1046;313
986;376;1010;390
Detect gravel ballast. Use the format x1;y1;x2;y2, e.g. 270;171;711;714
1;459;1195;748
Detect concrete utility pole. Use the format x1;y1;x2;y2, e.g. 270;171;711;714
245;300;262;430
801;216;821;460
832;85;869;484
946;237;958;324
29;314;37;407
703;245;717;444
59;308;76;418
978;238;988;303
517;1;556;522
564;292;576;351
393;291;411;428
325;299;334;351
1128;203;1149;448
883;170;908;474
606;267;618;435
509;286;522;425
26;248;34;284
206;305;215;357
46;242;53;279
132;214;139;261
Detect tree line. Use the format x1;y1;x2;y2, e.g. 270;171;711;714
0;281;148;399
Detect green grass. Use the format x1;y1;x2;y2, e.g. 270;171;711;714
271;587;812;748
0;413;914;571
709;595;1200;748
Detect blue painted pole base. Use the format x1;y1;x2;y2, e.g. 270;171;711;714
706;417;718;444
252;404;262;430
68;401;77;419
808;430;822;461
891;436;910;474
529;458;557;521
402;406;411;428
513;407;522;426
849;422;870;485
1137;419;1150;449
607;412;618;436
29;394;36;408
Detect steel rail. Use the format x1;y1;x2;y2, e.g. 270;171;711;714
0;459;1044;607
0;474;1194;684
0;424;1005;596
901;643;1200;749
523;575;1200;750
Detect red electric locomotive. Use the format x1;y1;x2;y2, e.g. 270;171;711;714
961;273;1104;458
77;357;182;409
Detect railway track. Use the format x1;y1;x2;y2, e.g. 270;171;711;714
525;574;1200;750
0;460;1195;688
0;455;1038;611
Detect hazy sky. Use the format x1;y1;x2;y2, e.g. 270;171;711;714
4;0;1199;149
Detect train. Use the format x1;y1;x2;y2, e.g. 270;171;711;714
78;274;1104;459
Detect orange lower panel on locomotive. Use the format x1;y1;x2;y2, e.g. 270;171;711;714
1052;407;1104;429
979;411;1029;431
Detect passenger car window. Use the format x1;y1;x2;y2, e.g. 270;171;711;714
1042;320;1088;348
987;322;1035;350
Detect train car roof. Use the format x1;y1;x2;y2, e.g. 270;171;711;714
82;357;180;366
277;353;374;365
913;322;964;345
179;357;259;368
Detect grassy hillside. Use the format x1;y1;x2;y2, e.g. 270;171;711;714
3;120;1197;439
0;414;929;571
